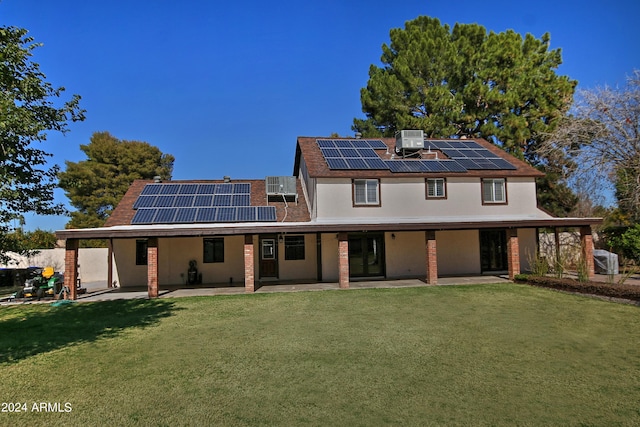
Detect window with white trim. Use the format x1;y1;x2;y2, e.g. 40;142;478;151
353;179;380;206
482;178;507;204
426;178;446;198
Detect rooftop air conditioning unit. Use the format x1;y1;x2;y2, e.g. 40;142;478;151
266;176;298;202
395;129;424;150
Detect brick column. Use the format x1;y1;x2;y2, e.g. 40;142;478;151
425;231;438;284
64;239;79;300
580;226;595;279
147;238;159;298
507;229;520;280
338;232;349;289
244;235;255;293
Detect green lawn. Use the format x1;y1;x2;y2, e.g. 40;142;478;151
1;284;639;426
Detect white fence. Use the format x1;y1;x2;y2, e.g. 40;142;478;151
1;248;109;283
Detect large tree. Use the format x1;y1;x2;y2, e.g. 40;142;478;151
539;70;640;223
0;26;85;261
353;16;576;162
58;131;174;229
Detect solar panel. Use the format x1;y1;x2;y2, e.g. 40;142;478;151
341;148;360;158
237;206;257;221
197;184;216;194
461;149;486;158
175;207;197;223
421;161;447;172
345;158;369;169
474;159;501;169
326;158;349;169
159;184;180;195
364;139;387;149
440;161;467;172
321;148;341;158
240;207;257;220
317;139;335;148
133;196;156;209
216;207;237;222
179;184;198;194
385;161;413;173
457;140;482;149
194;195;213;206
363;158;388;169
490;158;517;170
155;195;176;207
357;148;379;158
257;206;277;221
196;208;217;222
232;194;251;206
334;140;353;148
131;209;157;224
350;140;370;148
213;194;232;206
174;195;195;207
441;149;464;158
216;183;233;194
154;208;176;223
140;184;163;195
233;183;251;194
426;141;453;149
454;158;480;169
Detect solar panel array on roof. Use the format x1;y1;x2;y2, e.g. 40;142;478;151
131;182;279;225
315;139;517;172
134;183;252;209
424;140;516;170
131;206;277;225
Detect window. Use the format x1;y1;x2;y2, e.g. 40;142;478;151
284;236;305;260
203;238;224;263
136;240;148;265
353;179;380;206
482;178;507;204
426;178;446;199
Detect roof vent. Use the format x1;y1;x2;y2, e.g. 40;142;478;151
223;176;231;183
395;130;424;150
153;176;162;183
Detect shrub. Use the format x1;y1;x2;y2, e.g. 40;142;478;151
523;275;640;301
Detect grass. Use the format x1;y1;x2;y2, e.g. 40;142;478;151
1;283;639;426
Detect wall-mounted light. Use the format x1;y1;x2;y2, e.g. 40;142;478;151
391;233;396;240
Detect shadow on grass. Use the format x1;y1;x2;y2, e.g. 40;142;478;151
0;299;180;364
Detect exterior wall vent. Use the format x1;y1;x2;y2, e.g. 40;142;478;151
266;176;298;202
395;129;424;150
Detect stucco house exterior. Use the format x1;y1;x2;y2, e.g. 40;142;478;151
56;133;601;299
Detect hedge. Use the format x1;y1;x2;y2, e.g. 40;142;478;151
516;275;640;301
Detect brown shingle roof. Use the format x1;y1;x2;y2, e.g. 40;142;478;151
294;136;544;179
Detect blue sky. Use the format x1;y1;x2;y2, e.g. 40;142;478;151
3;0;639;231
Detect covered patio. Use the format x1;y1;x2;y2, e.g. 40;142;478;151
56;217;601;300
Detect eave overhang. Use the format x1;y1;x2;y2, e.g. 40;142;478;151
56;217;602;240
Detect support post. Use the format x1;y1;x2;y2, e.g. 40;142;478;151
507;229;520;280
147;238;159;298
64;239;79;300
244;235;255;293
337;232;349;289
107;239;113;288
425;231;438;284
580;226;595;279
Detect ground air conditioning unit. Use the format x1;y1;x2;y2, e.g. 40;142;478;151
395;130;424;150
